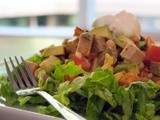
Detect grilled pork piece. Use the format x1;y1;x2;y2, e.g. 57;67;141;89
92;37;106;53
90;57;99;71
105;39;118;64
64;36;79;54
149;61;160;77
76;32;94;56
34;68;49;80
120;44;145;64
26;61;39;74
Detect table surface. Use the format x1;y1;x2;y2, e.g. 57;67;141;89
0;37;64;61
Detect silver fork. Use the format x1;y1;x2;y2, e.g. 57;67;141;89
4;56;86;120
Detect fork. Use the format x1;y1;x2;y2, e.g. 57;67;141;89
4;56;86;120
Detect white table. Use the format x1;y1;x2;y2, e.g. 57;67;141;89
0;37;64;61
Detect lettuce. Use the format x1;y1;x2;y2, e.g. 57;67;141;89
52;61;85;82
37;105;62;117
26;54;43;63
129;81;157;120
0;76;18;105
54;75;89;105
52;67;160;120
1;60;160;120
86;95;105;120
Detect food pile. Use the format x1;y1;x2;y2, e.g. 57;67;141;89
1;11;160;120
31;11;160;87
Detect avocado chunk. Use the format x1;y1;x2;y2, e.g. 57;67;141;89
114;35;134;48
42;45;65;57
114;63;139;75
40;55;60;74
89;26;113;39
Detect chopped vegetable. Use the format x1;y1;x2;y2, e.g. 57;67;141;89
137;40;147;50
73;52;91;71
114;35;134;48
40;55;60;74
145;36;155;48
118;72;140;87
42;45;65;57
145;44;160;62
74;27;84;36
89;26;113;39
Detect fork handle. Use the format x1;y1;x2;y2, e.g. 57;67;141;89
36;91;86;120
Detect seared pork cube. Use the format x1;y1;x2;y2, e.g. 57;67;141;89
64;36;79;53
34;68;49;80
90;57;99;71
120;44;145;64
76;32;94;56
106;40;118;64
39;47;46;55
97;51;106;66
40;55;60;74
92;37;106;53
26;61;39;74
149;61;160;77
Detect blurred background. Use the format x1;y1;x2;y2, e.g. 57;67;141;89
0;0;160;60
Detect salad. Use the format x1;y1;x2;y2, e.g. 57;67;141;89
1;11;160;120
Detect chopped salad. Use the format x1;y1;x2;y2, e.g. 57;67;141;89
1;11;160;120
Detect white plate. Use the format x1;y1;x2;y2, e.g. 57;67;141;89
0;56;64;120
0;105;63;120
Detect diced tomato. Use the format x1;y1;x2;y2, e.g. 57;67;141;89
74;27;84;36
145;36;155;48
145;44;160;62
73;52;91;71
64;75;77;82
119;72;140;87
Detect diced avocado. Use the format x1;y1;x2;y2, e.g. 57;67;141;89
42;45;65;57
114;63;139;75
102;53;114;72
26;54;43;64
89;26;113;39
114;35;134;48
114;63;133;73
137;40;147;50
40;56;60;74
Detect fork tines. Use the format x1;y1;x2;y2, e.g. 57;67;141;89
4;56;38;90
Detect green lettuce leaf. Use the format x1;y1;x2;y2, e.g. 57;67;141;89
52;61;85;81
90;68;118;92
54;75;89;105
26;54;43;63
37;105;62;117
129;81;158;120
86;95;105;120
52;61;65;82
0;76;18;105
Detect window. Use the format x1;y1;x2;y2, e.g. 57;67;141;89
0;0;160;38
95;0;160;34
0;0;79;38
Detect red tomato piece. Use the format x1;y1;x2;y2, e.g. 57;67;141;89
145;36;155;47
73;52;91;71
64;75;77;82
145;44;160;62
